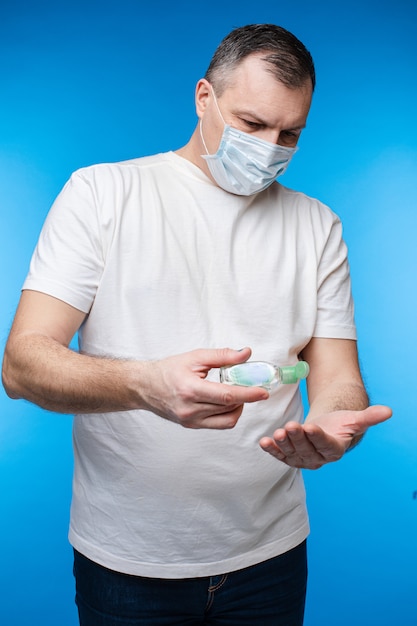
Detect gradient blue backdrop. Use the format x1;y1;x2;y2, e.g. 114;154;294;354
1;1;416;624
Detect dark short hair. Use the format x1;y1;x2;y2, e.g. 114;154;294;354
204;24;315;94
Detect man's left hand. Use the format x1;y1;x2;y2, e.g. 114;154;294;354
259;405;392;469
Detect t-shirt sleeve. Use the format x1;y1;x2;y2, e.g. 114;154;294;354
23;170;104;313
313;214;357;340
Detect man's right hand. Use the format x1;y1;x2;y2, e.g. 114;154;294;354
138;347;269;429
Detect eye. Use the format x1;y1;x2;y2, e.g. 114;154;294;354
280;130;301;145
241;118;265;131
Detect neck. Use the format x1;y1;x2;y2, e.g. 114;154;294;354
175;125;214;183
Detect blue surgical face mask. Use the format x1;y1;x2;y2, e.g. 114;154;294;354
200;89;298;196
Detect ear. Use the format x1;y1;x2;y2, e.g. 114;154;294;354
195;78;212;118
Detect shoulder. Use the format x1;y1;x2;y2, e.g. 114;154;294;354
70;152;172;184
60;153;177;208
276;184;340;225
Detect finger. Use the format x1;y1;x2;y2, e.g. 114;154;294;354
178;402;248;430
194;346;253;370
302;425;346;460
196;379;269;407
269;427;298;455
168;377;268;422
260;427;301;458
259;423;303;458
284;423;321;456
198;406;245;429
355;405;393;429
259;436;327;469
259;436;287;460
273;425;329;466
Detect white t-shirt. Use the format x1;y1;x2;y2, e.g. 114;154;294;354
23;152;356;578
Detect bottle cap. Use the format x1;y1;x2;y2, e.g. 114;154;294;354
280;361;310;384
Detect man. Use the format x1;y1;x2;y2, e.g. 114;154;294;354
2;23;391;625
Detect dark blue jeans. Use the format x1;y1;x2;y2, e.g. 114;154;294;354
74;541;307;625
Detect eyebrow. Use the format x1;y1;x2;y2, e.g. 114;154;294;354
284;124;307;132
233;108;307;131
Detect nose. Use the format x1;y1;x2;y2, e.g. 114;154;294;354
258;130;281;145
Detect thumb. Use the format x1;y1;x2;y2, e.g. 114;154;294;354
203;347;253;369
358;404;393;428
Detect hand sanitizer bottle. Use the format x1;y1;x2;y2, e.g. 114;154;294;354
219;361;309;391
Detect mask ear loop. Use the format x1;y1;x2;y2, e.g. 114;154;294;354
199;85;226;156
199;119;210;155
210;87;227;125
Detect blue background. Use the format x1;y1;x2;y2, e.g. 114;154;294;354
1;1;416;624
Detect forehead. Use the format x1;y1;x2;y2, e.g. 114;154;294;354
225;53;311;95
221;55;312;123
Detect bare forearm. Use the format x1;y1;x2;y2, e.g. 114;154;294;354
306;381;369;449
2;334;145;414
306;381;369;420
